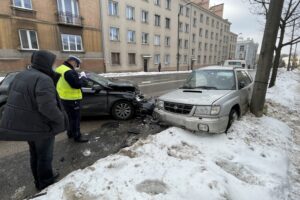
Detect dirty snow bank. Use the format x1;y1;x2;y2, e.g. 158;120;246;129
36;116;291;200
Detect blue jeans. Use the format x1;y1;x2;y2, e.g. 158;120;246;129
28;137;55;189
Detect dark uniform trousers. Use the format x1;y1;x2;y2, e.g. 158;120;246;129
28;137;55;189
62;100;81;139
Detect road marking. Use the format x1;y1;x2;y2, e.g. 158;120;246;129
139;79;186;87
141;81;152;84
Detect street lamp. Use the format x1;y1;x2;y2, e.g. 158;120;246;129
177;2;192;71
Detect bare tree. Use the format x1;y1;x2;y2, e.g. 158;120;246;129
250;0;284;117
250;0;300;87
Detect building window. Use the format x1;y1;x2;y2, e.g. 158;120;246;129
165;18;171;29
165;0;171;9
154;54;160;64
110;27;119;41
186;7;190;17
206;16;209;25
13;0;32;9
179;4;183;15
240;45;245;51
192;34;196;42
61;34;83;52
216;33;219;40
198;42;202;51
154;35;160;46
193;18;197;27
216;21;219;29
210;44;213;52
179;22;183;32
142;32;149;44
155;14;161;26
199;28;202;37
185;24;189;33
197;55;201;64
126;5;135;20
204;43;208;51
19;29;39;50
165;54;170;65
184;55;187;64
111;52;120;65
192;49;195;56
211;32;214;39
108;0;118;16
212;19;215;27
179;39;182;48
57;0;80;25
205;30;208;38
165;36;171;47
154;0;160;6
200;14;203;23
204;55;207;64
184;40;188;49
141;10;149;23
128;53;136;65
127;30;135;43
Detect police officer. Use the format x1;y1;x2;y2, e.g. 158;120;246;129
55;56;88;143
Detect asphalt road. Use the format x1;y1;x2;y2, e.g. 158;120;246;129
0;72;188;200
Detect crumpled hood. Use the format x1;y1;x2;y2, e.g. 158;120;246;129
159;89;233;105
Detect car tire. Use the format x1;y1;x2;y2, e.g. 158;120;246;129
111;101;134;120
226;108;239;133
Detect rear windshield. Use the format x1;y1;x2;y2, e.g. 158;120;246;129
228;62;242;65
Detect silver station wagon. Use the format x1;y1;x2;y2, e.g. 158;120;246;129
154;66;254;133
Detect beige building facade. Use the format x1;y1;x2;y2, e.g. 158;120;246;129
101;0;237;72
0;0;104;73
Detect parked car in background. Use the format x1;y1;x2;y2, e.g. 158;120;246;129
224;60;247;69
0;71;154;120
154;66;254;133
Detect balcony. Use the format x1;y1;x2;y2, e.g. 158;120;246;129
57;11;83;27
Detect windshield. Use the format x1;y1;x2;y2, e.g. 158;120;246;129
87;72;110;86
228;61;241;66
182;70;236;90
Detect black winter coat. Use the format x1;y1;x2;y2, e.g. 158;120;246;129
0;51;67;141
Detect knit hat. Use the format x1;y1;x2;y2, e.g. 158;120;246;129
67;55;81;65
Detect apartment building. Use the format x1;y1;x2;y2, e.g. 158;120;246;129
101;0;237;72
0;0;104;73
101;0;178;72
235;38;259;68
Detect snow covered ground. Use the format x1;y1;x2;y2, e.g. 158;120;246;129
34;69;300;200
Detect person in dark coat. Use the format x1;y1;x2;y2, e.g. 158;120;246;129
158;63;162;72
0;50;67;190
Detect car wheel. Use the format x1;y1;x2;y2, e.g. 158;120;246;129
112;101;134;120
226;108;239;133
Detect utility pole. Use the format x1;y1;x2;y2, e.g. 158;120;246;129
287;19;296;71
250;0;284;117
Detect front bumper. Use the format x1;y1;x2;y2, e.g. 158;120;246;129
154;108;229;133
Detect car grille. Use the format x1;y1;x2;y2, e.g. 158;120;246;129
164;101;193;115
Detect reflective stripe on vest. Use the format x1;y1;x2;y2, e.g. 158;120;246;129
55;65;82;100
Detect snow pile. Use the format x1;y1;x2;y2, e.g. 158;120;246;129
36;115;291;200
267;68;300;110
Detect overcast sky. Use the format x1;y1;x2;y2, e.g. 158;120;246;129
210;0;265;52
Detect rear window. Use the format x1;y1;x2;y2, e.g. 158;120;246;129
228;61;241;66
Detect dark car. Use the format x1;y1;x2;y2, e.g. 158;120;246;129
0;71;154;120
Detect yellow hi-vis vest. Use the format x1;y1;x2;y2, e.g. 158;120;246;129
55;65;82;100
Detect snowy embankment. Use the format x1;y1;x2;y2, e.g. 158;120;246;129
35;69;299;200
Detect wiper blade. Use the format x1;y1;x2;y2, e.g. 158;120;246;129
195;86;217;90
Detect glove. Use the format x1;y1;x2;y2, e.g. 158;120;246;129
79;71;87;79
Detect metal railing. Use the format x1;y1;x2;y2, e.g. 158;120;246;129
57;11;82;26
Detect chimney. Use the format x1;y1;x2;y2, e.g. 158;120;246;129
192;0;210;10
209;3;224;18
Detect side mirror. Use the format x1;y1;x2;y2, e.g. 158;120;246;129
92;84;102;93
239;81;246;89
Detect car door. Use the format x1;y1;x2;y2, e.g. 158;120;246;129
236;70;253;114
81;78;108;116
